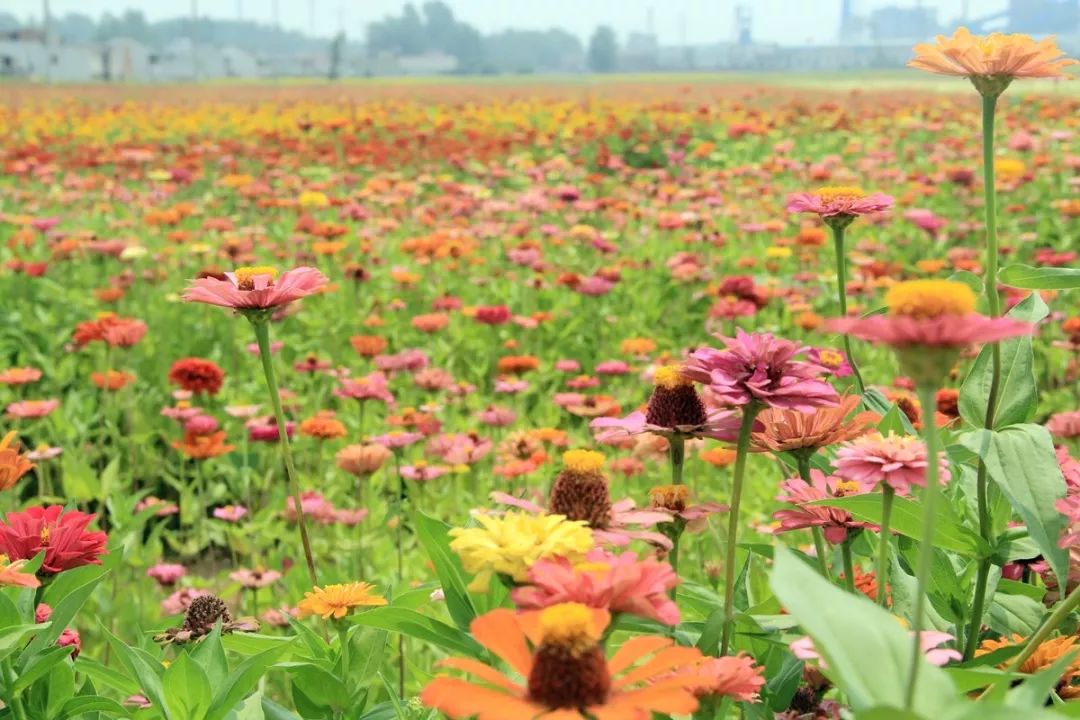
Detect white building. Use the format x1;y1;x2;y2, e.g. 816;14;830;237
103;37;151;82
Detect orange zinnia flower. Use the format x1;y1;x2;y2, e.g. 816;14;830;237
0;432;34;491
977;634;1080;698
422;603;712;719
172;431;235;460
909;27;1077;94
752;394;878;454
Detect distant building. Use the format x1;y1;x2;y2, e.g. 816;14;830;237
397;51;458;75
103;38;151;82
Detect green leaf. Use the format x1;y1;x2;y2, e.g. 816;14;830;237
12;645;75;694
959;425;1068;585
695;607;725;657
190;624;228;695
163;651;213;720
207;643;292;720
73;656;141;696
261;696;303;720
56;695;129;719
987;592;1046;637
809;495;988;557
285;662;349;710
0;624;46;664
862;389;916;435
770;546;956;714
959;292;1047;429
103;627;173;720
999;264;1080;290
349;607;484;658
414;510;477;632
24;566;104;660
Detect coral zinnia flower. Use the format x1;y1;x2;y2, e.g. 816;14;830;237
168;357;225;395
421;603;713;719
834;432;951;495
786;186;894;220
773;469;869;544
670;655;765;701
0;368;42;386
752;394;878;454
449;512;594;591
512;548;680;625
183;265;327;310
684;330;839;412
297;582;388;620
0;505;107;575
0;431;34;491
6;400;59;419
909;27;1077;91
828;279;1032;350
336;443;391;475
0;554;39;588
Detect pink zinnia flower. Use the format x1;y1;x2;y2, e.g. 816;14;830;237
773;470;870;544
183;266;327;310
684;330;839;412
904;208;948;236
834;432;951;495
147;563;186;587
683;655;766;702
477;405;516;427
426;433;492;465
786;187;894;218
792;630;959;668
335;372;395;405
512;548;680;625
374;349;429;374
213;505;248;522
807;347;853;378
595;360;631;376
162;587;210;616
591;408;740;443
229;568;282;588
400;463;450;483
1048;411;1080;440
6;399;59;419
371;431;425;450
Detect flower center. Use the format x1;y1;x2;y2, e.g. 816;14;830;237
549;463;612;530
817;349;844;368
816;185;866;203
885;279;976;319
527;603;611;710
833;479;862;496
649;484;690;512
40;526;50;544
653;365;691;389
562;449;605;475
234;266;278;291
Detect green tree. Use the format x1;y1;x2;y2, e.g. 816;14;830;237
587;25;617;73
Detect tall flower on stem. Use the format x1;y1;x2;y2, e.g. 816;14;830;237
685;330;838;655
184;265;327;586
787;186;894;394
909;27;1076;663
828;278;1031;709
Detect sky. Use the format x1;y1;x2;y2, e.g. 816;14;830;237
9;0;1009;45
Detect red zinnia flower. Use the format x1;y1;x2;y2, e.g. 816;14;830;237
168;357;225;395
0;505;108;575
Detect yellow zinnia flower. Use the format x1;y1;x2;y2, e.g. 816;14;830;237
297;582;387;620
449;512;593;591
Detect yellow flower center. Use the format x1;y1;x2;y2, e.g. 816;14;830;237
538;603;600;653
649;484;690;510
833;479;862;496
652;365;691;389
40;527;50;544
885;279;976;319
234;266;279;285
816;186;866;203
817;349;844;368
562;449;605;474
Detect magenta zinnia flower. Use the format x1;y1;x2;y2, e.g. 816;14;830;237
183;266;327;310
834;432;951;495
786;186;894;219
511;548;680;625
684;330;839;412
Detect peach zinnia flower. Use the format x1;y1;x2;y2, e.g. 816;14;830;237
421;603;713;719
183;265;327;310
0;368;42;386
773;469;869;544
0;554;40;588
6;399;59;419
752;394;878;454
0;431;34;491
512;548;680;625
834;432;951;495
909;28;1077;87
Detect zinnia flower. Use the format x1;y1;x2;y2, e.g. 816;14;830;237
786;186;894;221
298;582;387;620
684;330;839;412
183;265;327;310
334;372;395;404
336;443;392;475
773;470;869;544
834;432;951;495
0;431;34;491
6;400;59;419
977;634;1080;698
0;554;40;588
909;27;1077;96
793;630;960;668
0;505;108;575
512;548;680;625
752;394;878;455
421;603;716;719
449;511;594;591
168;358;225;395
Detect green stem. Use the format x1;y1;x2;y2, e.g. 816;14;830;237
667;434;685;602
719;403;760;656
997;580;1080;687
337;623;350;680
795;454;831;581
877;486;895;607
841;541;855;592
2;658;28;720
964;91;1003;662
830;223;865;395
905;384;942;710
252;319;318;587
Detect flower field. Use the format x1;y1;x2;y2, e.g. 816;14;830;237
1;29;1080;720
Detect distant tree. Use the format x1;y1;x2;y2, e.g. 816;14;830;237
53;13;96;43
0;12;19;33
484;28;583;73
367;1;487;71
329;31;345;79
587;25;618;73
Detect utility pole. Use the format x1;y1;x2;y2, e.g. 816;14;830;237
42;0;52;82
191;0;200;81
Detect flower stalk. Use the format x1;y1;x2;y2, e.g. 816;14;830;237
720;402;761;656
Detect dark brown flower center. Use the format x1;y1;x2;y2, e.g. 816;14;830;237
549;472;612;529
645;384;708;429
527;643;610;709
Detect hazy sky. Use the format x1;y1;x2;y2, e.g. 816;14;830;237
10;0;1008;45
